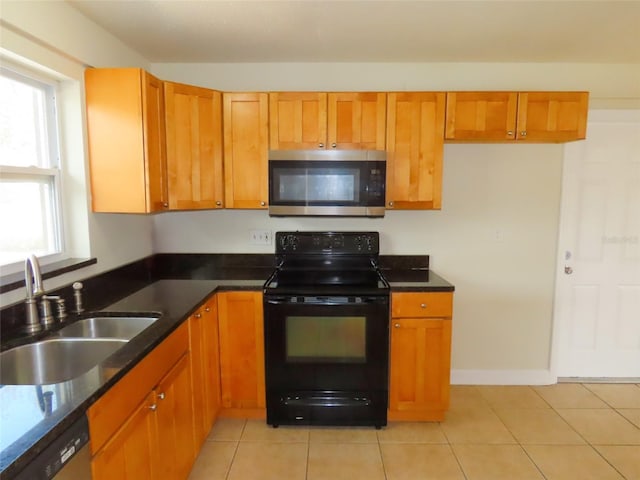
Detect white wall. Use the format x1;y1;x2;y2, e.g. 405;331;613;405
0;1;154;307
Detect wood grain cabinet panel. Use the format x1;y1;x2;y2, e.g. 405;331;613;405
164;81;224;209
386;92;446;210
328;92;387;150
217;291;266;417
223;92;269;208
445;91;588;142
89;323;196;480
154;353;196;480
269;92;328;149
389;292;453;421
516;91;589;142
85;68;168;213
90;392;157;480
189;297;221;448
445;91;518;140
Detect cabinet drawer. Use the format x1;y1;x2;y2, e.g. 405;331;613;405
391;292;453;318
88;322;189;454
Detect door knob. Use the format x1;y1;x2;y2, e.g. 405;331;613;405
564;266;573;275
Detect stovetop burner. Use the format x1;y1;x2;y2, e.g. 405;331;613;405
263;232;390;297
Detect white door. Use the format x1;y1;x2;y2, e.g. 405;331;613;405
552;110;640;378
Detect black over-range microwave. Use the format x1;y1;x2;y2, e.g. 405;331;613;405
268;149;386;217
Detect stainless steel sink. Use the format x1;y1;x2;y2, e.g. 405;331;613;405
0;338;127;385
56;316;159;340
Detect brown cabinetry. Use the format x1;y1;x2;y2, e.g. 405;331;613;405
164;81;224;209
189;297;221;448
222;93;269;208
217;291;266;417
269;92;386;150
386;92;446;210
445;91;588;142
85;68;168;213
89;322;195;480
389;292;453;421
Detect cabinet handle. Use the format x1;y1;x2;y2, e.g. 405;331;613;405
520;131;527;137
163;202;168;208
318;143;324;148
148;404;157;411
157;392;166;400
331;143;337;148
394;323;401;328
388;201;394;207
420;303;426;308
195;313;202;319
216;201;222;207
205;307;210;312
507;130;514;137
260;201;266;207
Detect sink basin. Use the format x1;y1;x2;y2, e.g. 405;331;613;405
0;338;127;385
56;316;159;340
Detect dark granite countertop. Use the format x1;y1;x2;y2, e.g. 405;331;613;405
0;262;453;478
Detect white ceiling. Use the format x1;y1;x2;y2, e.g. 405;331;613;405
67;0;640;64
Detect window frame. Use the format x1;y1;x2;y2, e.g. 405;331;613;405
0;66;67;273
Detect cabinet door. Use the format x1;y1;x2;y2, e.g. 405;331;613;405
155;353;196;480
516;91;589;141
91;392;157;480
202;298;222;427
164;82;224;209
327;92;386;150
386;92;446;210
85;68;167;213
269;92;327;149
389;318;452;420
217;291;265;412
445;92;518;140
142;71;169;212
223;93;269;208
189;298;220;448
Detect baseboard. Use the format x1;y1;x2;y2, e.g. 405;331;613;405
451;369;557;386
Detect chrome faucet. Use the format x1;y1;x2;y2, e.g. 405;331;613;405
23;254;45;334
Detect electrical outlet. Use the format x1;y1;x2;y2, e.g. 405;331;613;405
249;229;272;245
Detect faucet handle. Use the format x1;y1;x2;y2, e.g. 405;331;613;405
73;282;84;313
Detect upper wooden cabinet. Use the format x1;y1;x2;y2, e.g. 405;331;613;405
445;91;588;142
223;92;269;208
269;92;386;150
386;92;446;210
85;68;168;213
164;82;224;210
328;92;387;150
269;92;327;149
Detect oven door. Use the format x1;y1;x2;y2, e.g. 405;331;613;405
263;294;389;427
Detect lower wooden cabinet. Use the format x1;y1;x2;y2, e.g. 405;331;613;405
217;291;266;417
91;392;157;480
189;296;221;448
388;292;453;421
89;322;196;480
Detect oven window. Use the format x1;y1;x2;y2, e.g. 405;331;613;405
286;316;366;363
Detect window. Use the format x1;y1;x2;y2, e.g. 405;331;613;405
0;67;63;268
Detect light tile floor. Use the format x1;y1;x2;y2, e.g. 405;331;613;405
188;383;640;480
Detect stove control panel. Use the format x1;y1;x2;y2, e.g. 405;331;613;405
276;231;379;255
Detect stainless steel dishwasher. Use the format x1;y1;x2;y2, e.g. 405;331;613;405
14;414;91;479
